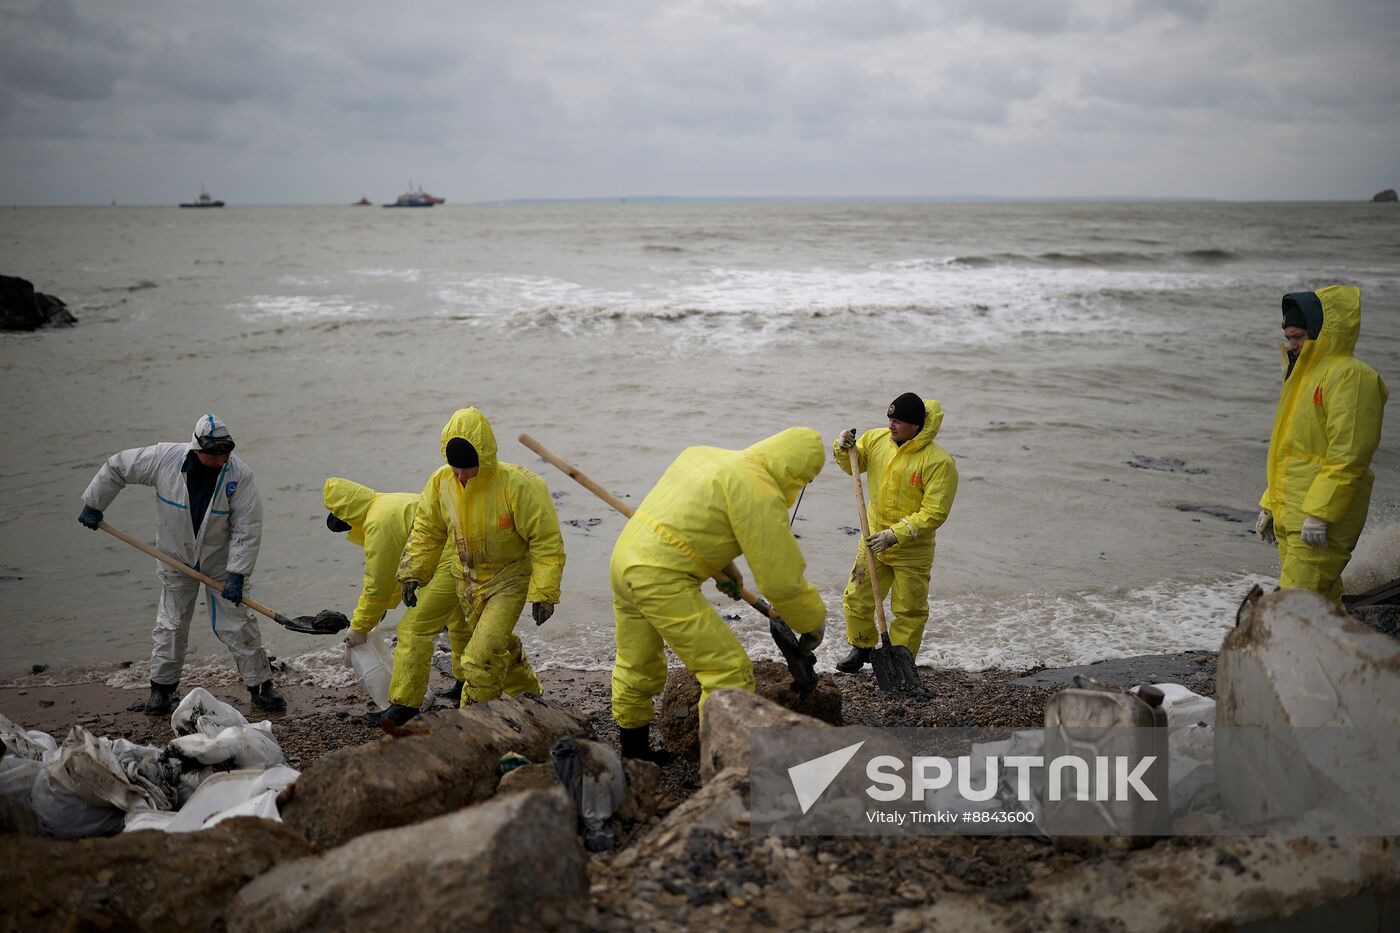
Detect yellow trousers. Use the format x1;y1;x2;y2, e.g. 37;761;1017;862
841;555;932;658
456;566;542;705
610;564;754;730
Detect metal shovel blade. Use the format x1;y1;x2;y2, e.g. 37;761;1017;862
275;609;351;635
769;617;818;696
871;633;923;695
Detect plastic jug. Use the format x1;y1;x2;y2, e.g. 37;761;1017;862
346;631;392;710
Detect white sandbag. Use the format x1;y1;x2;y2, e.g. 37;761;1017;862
30;768;125;838
164;766;299;833
167;722;285;770
47;726;172;813
345;632;393;710
124;809;178;832
171;687;250;736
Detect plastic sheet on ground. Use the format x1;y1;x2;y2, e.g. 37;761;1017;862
0;689;297;838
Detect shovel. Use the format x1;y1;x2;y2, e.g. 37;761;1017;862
518;434;818;696
97;521;350;635
846;446;923;694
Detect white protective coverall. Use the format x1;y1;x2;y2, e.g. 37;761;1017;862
81;414;272;687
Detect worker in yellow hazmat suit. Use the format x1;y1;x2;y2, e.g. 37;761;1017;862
323;477;481;719
833;393;958;673
398;408;562;717
1256;286;1387;606
610;427;828;761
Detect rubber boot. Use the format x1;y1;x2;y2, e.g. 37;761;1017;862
835;645;872;674
248;679;287;713
364;703;420;728
435;679;465;706
618;724;672;765
144;681;178;716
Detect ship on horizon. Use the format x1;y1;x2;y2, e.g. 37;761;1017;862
383;183;443;208
179;186;224;208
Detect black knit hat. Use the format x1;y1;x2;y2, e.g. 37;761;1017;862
887;393;925;428
326;512;352;533
1281;291;1323;339
445;437;479;469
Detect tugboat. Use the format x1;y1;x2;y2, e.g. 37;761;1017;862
352;197;372;206
179;186;225;208
382;183;442;208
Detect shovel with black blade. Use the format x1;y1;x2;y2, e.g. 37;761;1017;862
518;433;819;696
97;521;350;635
846;446;923;694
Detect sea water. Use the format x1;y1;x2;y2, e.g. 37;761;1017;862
0;201;1395;687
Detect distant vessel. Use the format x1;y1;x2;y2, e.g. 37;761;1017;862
179;187;224;208
352;197;372;206
383;183;442;208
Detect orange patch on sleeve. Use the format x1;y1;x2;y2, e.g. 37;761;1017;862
1313;385;1323;406
498;514;514;530
910;472;923;486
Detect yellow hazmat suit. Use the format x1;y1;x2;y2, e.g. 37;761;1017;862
1260;285;1388;605
834;399;958;658
610;427;827;729
398;409;564;703
322;477;478;708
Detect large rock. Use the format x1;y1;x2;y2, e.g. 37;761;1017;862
228;789;587;933
1217;588;1400;830
0;275;76;331
699;687;836;782
0;817;312;931
279;694;590;850
659;659;843;760
892;836;1400;932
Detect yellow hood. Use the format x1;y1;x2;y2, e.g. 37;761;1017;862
323;477;377;547
439;407;499;476
743;427;824;506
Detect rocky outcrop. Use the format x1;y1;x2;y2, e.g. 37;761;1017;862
1373;188;1398;202
0;275;76;330
0;817;313;932
659;659;843;760
278;694;590;850
228;789;588;933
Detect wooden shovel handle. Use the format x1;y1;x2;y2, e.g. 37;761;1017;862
518;433;778;619
847;448;891;638
97;520;281;624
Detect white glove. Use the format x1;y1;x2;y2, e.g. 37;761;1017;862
1254;510;1275;544
1301;515;1330;548
344;628;368;648
866;529;898;554
838;429;857;450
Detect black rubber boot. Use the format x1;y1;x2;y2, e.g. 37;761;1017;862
618;724;672;765
435;679;465;706
248;680;287;713
835;645;873;674
364;703;421;728
144;681;178;716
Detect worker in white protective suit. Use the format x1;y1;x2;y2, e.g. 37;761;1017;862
79;414;285;715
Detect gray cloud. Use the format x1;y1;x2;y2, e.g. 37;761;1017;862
0;0;1395;203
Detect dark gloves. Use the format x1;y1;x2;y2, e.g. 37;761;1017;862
79;505;104;530
221;572;245;605
532;602;555;626
401;581;419;608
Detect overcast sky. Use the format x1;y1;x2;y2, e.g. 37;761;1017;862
1;0;1396;204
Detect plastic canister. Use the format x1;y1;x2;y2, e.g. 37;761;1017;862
346;632;392;710
1041;683;1170;836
